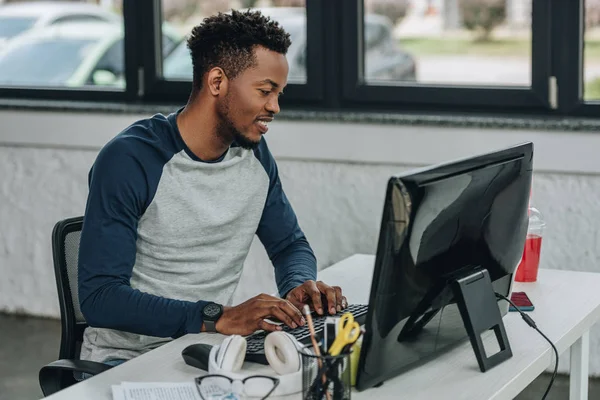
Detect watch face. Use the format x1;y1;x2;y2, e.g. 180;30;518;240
204;303;221;319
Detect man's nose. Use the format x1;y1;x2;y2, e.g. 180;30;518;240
265;96;280;114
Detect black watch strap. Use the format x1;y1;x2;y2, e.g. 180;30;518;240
204;319;217;333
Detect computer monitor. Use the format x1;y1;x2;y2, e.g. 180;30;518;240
355;142;533;391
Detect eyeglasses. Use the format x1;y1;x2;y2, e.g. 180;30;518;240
194;374;280;400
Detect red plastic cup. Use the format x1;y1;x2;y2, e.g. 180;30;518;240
515;234;543;282
515;206;545;282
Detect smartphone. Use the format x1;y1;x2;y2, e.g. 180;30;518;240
509;291;535;312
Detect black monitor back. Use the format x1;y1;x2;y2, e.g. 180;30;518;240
356;142;533;390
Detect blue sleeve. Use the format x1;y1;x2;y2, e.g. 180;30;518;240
78;135;208;338
254;140;317;298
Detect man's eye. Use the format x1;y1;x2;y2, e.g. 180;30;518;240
259;90;270;95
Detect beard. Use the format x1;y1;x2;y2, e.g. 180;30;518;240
216;93;260;150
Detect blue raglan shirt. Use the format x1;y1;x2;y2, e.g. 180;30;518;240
78;109;316;363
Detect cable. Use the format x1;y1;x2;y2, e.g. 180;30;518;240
495;292;558;400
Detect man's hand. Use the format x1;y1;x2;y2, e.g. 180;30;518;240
214;294;305;336
286;280;348;316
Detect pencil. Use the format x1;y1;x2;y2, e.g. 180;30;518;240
304;304;321;356
304;304;330;400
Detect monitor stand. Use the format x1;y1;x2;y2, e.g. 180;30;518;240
452;269;513;372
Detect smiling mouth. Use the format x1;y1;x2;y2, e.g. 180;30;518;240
256;120;270;133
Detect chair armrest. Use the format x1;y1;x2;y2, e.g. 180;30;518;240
39;359;113;397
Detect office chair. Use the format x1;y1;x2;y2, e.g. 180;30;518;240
38;216;113;397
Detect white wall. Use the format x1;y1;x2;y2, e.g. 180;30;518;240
1;109;600;375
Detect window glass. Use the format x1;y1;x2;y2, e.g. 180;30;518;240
87;39;124;87
0;1;124;89
0;38;96;86
363;0;532;86
161;0;307;84
584;0;600;100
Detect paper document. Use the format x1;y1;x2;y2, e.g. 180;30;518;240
112;382;201;400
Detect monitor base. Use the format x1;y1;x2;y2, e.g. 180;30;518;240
453;269;513;372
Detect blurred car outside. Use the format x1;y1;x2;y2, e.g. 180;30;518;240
0;21;182;88
163;7;417;83
364;13;417;82
0;1;121;50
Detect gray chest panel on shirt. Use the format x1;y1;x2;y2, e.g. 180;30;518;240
133;147;269;305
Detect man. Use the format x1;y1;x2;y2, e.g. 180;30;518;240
78;9;347;366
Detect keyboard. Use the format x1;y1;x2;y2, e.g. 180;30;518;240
245;303;369;364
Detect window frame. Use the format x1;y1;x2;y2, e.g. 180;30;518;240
338;0;553;114
0;0;597;120
552;0;600;117
0;0;140;102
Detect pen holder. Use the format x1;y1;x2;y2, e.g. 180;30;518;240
299;348;352;400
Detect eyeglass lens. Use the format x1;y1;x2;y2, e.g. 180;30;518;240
197;376;277;400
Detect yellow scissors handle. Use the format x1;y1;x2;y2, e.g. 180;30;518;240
328;314;360;356
339;313;354;328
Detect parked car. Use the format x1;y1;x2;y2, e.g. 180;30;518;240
163;8;416;83
363;13;416;82
0;21;182;88
0;1;121;49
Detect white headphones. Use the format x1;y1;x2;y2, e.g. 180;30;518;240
208;331;307;396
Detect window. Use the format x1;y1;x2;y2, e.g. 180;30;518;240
363;0;533;87
161;1;308;84
0;0;598;118
0;22;126;90
551;0;600;116
147;0;319;104
0;1;128;101
584;0;600;101
339;0;550;113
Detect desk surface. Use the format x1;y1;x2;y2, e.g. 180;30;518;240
45;254;600;400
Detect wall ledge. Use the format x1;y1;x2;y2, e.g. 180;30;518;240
1;108;598;175
2;98;600;132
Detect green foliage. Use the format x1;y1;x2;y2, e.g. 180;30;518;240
458;0;506;41
367;0;411;25
584;77;600;101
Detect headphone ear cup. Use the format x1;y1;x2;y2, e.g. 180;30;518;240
265;331;302;375
216;335;246;372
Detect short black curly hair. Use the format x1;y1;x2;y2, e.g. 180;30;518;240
187;9;292;91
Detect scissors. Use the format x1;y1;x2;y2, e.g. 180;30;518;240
327;313;360;356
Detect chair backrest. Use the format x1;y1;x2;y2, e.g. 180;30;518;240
51;216;87;360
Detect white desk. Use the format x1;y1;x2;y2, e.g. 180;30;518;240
44;254;600;400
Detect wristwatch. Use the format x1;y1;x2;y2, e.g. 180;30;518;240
202;302;224;333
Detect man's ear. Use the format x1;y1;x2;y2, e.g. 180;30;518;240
206;67;228;97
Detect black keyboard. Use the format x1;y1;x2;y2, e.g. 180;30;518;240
245;303;369;364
